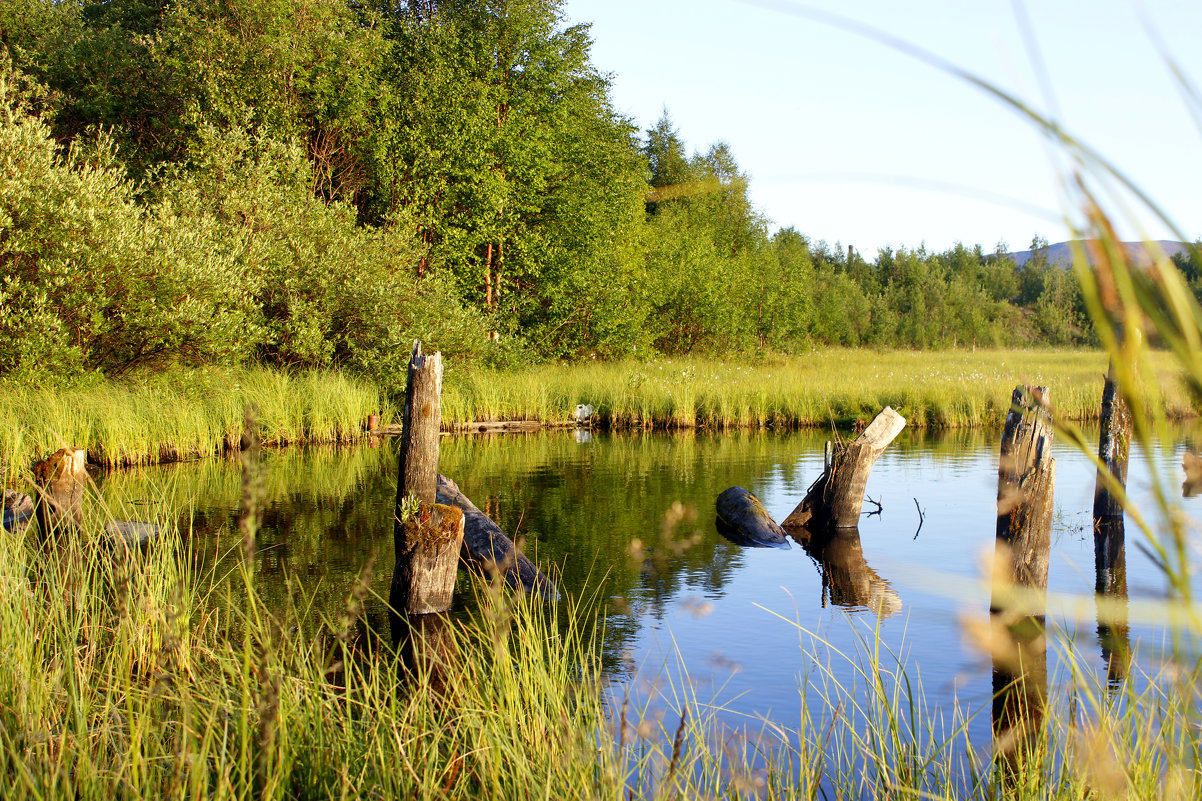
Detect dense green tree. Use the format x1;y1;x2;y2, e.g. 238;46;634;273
370;0;647;356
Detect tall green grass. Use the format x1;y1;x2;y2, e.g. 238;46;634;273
0;367;390;480
2;491;1199;798
442;348;1194;430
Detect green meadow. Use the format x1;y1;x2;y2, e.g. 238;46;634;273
4;348;1192;481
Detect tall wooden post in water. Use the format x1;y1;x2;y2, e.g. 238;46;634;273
390;342;464;617
1093;335;1133;686
991;386;1054;779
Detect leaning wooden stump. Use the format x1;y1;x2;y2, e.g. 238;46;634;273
714;486;790;549
32;447;87;535
782;406;906;530
389;341;461;617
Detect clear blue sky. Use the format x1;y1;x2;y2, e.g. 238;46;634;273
562;0;1202;255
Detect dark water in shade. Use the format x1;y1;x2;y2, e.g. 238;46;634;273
94;425;1202;752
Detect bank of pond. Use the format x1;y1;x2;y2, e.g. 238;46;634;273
1;425;1200;798
1;349;1195;480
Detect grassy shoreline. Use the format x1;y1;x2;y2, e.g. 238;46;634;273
2;349;1195;479
1;493;1195;799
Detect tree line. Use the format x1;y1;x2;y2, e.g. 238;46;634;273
1;0;1094;388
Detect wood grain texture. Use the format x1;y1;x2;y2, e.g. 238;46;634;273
391;503;465;615
32;447;87;534
782;407;906;530
397;341;443;507
994;385;1055;601
1093;365;1131;521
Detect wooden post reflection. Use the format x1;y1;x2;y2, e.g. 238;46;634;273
991;386;1055;783
390;608;457;695
1094;517;1130;686
787;526;901;620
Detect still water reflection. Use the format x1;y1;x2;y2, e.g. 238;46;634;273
95;426;1200;748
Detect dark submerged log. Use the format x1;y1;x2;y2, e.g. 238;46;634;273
104;520;161;552
714;486;790;549
782;407;906;530
436;474;557;600
3;490;33;531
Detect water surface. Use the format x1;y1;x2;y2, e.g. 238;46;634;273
96;425;1202;751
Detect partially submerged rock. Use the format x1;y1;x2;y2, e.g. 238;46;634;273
715;486;790;549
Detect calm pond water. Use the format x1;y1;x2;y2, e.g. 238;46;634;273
95;425;1202;754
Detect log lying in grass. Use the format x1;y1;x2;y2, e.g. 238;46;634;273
436;474;557;600
782;407;906;530
3;490;33;531
714;486;790;549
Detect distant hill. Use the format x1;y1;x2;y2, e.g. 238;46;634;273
1004;239;1191;268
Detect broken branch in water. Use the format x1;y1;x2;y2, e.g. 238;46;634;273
863;495;883;518
913;497;926;539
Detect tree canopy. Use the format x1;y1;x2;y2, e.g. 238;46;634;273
1;0;1100;387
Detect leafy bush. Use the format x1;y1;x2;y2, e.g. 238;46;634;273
0;73;256;380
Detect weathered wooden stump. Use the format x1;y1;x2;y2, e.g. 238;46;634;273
391;503;465;615
714;486;790;549
32;447;87;535
990;385;1054;772
782;406;906;530
2;489;34;531
993;386;1055;603
1184;451;1202;498
436;474;558;599
1094;364;1131;522
390;341;461;617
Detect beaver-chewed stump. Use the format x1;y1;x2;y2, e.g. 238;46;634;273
32;447;88;534
782;407;906;530
714;486;790;549
391;502;466;616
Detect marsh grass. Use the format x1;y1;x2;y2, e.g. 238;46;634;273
443;348;1195;431
0;367;390;481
